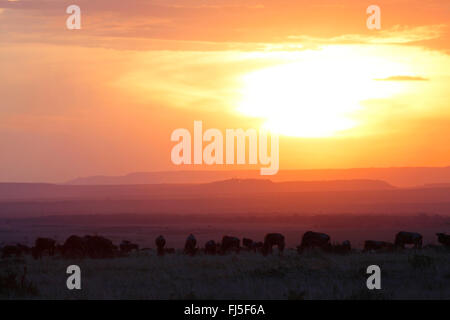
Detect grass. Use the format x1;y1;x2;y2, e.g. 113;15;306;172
0;248;449;299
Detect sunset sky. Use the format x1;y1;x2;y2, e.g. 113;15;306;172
0;0;449;182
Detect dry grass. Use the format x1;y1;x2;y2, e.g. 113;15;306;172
1;248;449;300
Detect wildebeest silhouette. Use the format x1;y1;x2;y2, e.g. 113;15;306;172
262;233;285;256
184;234;197;256
60;235;117;259
242;238;254;251
155;235;166;256
221;236;240;254
1;245;24;258
33;237;56;259
298;231;331;253
204;240;217;255
61;235;86;258
120;240;139;253
395;231;422;249
83;235;116;258
363;240;394;252
436;233;450;247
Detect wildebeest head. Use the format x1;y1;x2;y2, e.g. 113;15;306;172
262;233;285;255
185;234;196;247
155;235;166;256
204;240;217;255
184;234;197;255
155;235;166;249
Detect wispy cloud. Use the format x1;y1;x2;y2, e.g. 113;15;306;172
288;25;447;45
374;75;429;81
1;1;449;53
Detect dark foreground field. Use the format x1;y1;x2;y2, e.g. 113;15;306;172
1;248;449;300
1;213;449;299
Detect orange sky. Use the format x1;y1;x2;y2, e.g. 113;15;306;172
0;0;449;182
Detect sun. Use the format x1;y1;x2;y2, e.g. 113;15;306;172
237;46;409;138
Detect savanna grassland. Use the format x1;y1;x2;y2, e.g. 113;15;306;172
1;248;449;300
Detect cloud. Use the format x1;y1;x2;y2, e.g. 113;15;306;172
162;3;265;9
374;75;429;81
1;0;449;53
288;25;448;45
369;25;447;44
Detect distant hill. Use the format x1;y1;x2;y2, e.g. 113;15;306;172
66;167;450;187
3;173;450;218
205;179;394;193
422;183;450;188
0;179;393;201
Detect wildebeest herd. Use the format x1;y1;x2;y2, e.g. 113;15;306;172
1;231;449;259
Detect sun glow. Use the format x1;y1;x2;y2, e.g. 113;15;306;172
238;47;411;138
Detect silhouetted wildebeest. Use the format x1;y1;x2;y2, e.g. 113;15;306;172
33;237;56;259
120;240;139;253
242;238;254;251
395;231;422;249
297;231;331;253
184;234;197;256
221;236;240;254
262;233;285;256
61;235;117;259
1;245;23;258
363;240;394;252
436;233;450;247
204;240;217;255
61;235;86;258
155;235;166;256
83;235;116;258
